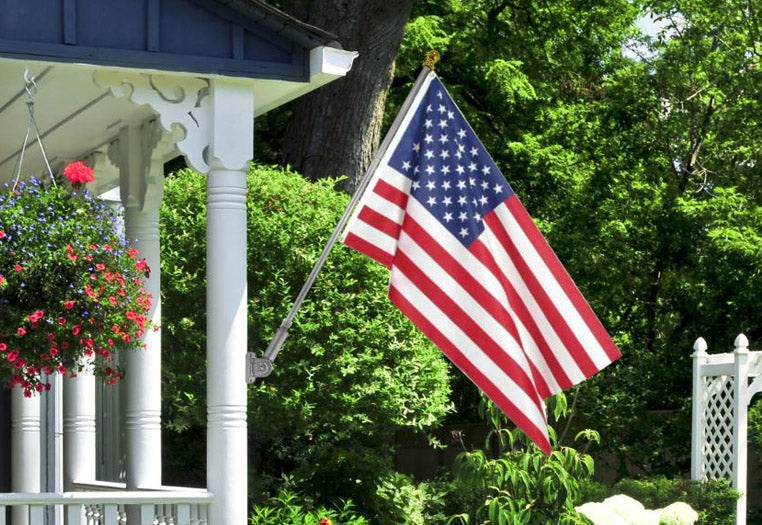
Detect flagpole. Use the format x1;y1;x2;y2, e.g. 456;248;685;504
247;51;441;382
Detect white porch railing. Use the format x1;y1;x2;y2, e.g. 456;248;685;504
0;490;213;525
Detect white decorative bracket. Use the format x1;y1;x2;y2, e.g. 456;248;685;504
93;71;212;173
96;120;174;212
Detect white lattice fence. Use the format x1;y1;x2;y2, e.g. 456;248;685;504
700;375;734;480
691;334;762;525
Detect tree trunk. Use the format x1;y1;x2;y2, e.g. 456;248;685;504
280;0;414;192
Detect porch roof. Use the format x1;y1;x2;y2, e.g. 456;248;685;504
0;0;357;185
0;0;340;80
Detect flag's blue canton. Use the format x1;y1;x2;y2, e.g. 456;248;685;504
389;77;514;247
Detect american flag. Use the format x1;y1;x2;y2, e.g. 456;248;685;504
341;71;620;453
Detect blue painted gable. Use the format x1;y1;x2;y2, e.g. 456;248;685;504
0;0;331;80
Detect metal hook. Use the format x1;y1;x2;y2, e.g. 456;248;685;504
23;67;37;102
11;67;56;191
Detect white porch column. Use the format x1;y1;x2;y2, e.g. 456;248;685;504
206;78;254;525
63;370;96;489
119;121;164;490
11;390;40;525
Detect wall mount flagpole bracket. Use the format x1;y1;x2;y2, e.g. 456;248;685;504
246;355;274;381
246;322;292;382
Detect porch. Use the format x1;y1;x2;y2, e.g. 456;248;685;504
0;1;356;524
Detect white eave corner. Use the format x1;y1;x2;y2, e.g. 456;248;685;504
309;46;358;84
252;46;358;117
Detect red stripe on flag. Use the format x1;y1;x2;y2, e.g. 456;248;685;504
358;206;402;240
401;215;553;398
393;249;545;413
505;198;620;361
484;212;600;378
373;179;409;210
343;232;393;268
470;238;574;393
389;285;551;454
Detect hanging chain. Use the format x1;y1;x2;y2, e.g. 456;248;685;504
12;68;56;191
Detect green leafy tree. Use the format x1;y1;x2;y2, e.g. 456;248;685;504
392;0;762;473
160;166;452;511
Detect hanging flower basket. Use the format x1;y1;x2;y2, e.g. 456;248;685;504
0;163;152;396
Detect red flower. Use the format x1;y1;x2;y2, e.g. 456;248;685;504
14;264;22;272
57;317;66;326
0;343;6;352
65;301;74;310
0;231;5;239
319;518;334;525
16;328;26;336
64;161;95;185
27;310;44;323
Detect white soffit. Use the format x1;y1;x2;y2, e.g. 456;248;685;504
0;59;154;186
0;47;356;184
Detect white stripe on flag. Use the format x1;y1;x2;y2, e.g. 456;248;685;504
389;266;550;437
397;229;544;400
402;197;565;395
346;218;397;262
480;214;588;385
492;206;612;370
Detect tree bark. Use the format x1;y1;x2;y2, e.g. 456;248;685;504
280;0;415;192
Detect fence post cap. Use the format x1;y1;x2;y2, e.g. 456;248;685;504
693;337;708;355
734;333;749;353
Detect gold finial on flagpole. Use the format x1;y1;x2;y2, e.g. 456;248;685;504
423;50;440;70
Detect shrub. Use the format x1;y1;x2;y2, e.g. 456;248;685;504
445;395;597;525
160;165;452;511
580;477;739;525
250;484;368;525
372;472;450;524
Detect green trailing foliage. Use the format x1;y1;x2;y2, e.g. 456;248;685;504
580;477;739;525
160;165;452;511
